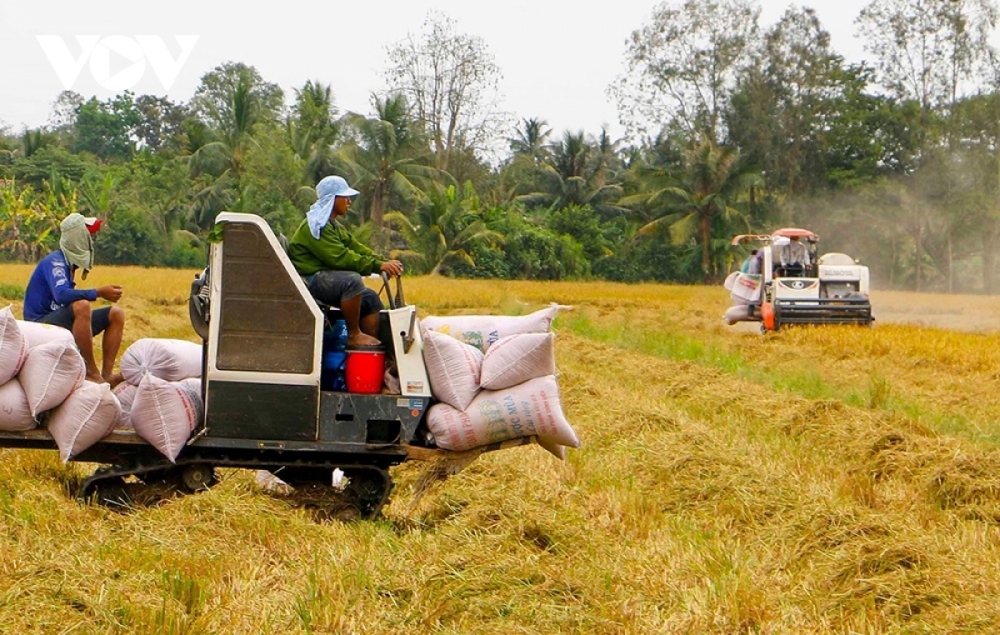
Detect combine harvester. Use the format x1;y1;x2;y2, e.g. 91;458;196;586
724;227;874;332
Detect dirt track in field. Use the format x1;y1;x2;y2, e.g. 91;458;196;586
870;290;1000;333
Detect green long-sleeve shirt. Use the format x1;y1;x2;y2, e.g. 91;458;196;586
288;218;384;276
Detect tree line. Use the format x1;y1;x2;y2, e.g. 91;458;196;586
2;1;1000;292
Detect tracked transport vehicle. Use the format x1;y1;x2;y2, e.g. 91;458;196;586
0;212;534;519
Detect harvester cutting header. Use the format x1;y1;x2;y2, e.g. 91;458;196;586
723;228;873;332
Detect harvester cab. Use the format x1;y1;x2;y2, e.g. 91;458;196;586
724;228;873;332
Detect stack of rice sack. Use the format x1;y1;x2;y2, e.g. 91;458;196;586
0;306;121;463
117;338;204;462
420;305;580;459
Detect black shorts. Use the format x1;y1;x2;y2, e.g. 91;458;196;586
306;271;383;318
38;304;113;336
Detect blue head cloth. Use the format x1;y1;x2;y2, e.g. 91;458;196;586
306;175;360;239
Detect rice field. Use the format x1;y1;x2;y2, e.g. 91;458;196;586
2;264;1000;633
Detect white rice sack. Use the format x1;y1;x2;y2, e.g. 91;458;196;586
18;339;86;418
121;338;203;385
113;381;137;429
179;377;202;396
420;305;566;353
479;332;556;391
724;304;751;325
730;273;762;304
723;271;739;291
47;381;120;463
16;319;75;349
0;378;36;432
131;374;203;462
422;330;483;411
427;375;580;451
0;307;28;384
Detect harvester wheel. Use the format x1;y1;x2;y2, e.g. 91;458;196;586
333;505;362;523
342;468;393;519
82;476;133;510
181;464;217;492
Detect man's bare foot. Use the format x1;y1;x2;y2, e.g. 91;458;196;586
347;333;382;348
86;373;109;384
104;372;125;388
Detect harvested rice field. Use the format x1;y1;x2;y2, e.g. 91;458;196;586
2;264;1000;633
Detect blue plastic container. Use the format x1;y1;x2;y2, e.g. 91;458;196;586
321;350;348;392
323;319;348;352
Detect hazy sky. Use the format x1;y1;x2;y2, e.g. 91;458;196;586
0;0;914;140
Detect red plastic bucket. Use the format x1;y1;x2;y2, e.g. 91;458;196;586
345;345;385;394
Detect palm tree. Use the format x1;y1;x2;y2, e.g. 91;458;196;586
189;72;263;181
622;137;760;282
184;73;271;230
385;182;502;275
508;117;552;164
516;130;627;218
289;80;340;184
333;94;447;232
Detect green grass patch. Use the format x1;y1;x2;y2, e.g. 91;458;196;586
0;282;24;300
563;311;998;448
562;311;748;374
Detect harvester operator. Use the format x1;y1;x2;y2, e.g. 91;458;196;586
287;175;403;349
779;235;810;276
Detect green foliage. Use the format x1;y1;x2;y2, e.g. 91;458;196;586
12;146;91;187
452;209;588;280
515;129;628;218
97;207;165;266
593;231;701;283
238;125;306;235
190;62;285;131
546;204;614;262
163;231;207;269
387;181;501;275
335;93;446;238
133;95;189;154
0;283;24;300
73;92;142;160
0;181;65;262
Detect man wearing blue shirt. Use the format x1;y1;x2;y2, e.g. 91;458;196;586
24;213;125;385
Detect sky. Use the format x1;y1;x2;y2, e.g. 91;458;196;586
0;0;889;141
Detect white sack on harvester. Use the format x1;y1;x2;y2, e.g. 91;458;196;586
130;373;203;462
0;378;36;432
421;329;483;411
479;332;556;391
18;339;86;418
179;377;201;394
120;338;202;385
113;381;137;429
47;380;121;462
0;306;28;384
420;305;567;353
426;375;580;452
16;319;75;350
